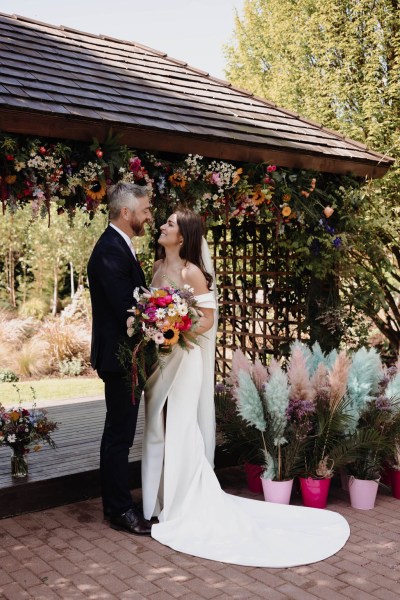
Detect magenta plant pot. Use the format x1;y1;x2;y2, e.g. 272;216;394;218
244;463;263;494
299;477;331;509
381;464;392;487
261;478;293;504
391;469;400;500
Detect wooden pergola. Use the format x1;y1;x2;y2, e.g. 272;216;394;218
0;12;393;178
0;12;395;375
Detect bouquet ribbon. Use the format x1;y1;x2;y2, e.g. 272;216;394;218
131;342;141;405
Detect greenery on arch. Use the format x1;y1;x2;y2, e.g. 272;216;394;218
0;131;362;284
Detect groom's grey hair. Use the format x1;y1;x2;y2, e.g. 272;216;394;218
108;182;148;219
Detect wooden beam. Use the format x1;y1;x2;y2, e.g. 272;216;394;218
0;108;391;178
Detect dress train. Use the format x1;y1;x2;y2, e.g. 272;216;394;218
142;294;350;567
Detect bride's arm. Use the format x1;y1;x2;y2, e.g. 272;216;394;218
193;307;214;336
182;266;214;335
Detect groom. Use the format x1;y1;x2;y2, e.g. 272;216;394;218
87;181;152;535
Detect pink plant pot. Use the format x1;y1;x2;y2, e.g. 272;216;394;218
244;463;263;494
349;477;379;510
261;478;293;504
299;477;331;509
391;469;400;500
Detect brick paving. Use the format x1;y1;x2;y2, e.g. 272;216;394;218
1;468;399;600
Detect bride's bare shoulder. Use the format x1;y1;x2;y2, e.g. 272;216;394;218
152;259;164;275
182;262;208;293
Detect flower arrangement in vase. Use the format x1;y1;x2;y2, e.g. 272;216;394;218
0;386;58;478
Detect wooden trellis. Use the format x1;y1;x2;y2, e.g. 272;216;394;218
209;222;307;380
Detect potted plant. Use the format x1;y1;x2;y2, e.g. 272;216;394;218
0;386;58;478
389;442;400;499
292;348;356;508
215;380;265;494
230;348;310;504
334;349;400;509
382;362;400;499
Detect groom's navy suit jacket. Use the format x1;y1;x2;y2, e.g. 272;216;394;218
87;225;146;374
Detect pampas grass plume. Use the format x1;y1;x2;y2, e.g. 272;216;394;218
287;345;314;403
346;347;383;431
311;362;330;401
310;342;327;374
227;349;251;387
236;371;266;432
268;358;280;376
263;365;289;442
326;349;338;370
329;350;351;409
290;340;313;374
252;358;268;393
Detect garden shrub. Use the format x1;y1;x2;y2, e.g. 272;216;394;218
19;298;49;320
58;358;83;377
39;318;90;367
0;368;19;383
15;339;50;377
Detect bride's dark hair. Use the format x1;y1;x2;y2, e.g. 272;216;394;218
158;208;213;290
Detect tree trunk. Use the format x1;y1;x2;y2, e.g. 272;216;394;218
8;244;16;307
52;260;58;316
70;261;75;298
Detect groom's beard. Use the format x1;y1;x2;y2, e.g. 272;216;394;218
131;218;146;237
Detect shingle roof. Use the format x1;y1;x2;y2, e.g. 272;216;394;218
0;12;393;177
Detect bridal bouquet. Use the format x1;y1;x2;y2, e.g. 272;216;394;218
120;284;200;402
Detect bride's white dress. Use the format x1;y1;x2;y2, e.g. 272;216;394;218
142;293;350;568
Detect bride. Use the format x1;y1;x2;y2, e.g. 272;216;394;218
142;208;350;568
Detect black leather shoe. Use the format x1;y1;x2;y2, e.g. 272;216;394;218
110;508;152;535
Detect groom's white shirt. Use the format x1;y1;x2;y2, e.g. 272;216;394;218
109;223;136;259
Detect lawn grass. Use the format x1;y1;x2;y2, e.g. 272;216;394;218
0;377;104;406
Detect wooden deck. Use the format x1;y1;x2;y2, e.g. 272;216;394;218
0;398;143;519
0;398;233;519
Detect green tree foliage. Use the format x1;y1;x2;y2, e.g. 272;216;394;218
225;0;400;352
0;205;107;313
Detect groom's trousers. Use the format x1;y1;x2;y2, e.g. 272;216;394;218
98;371;141;516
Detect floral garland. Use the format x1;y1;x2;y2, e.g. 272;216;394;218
0;131;362;277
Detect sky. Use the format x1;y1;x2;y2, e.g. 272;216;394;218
0;0;243;79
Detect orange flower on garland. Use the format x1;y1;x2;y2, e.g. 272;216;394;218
5;175;16;184
168;172;187;189
282;205;292;217
85;179;107;201
282;193;291;202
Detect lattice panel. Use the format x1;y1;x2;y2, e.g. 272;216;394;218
208;223;307;380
